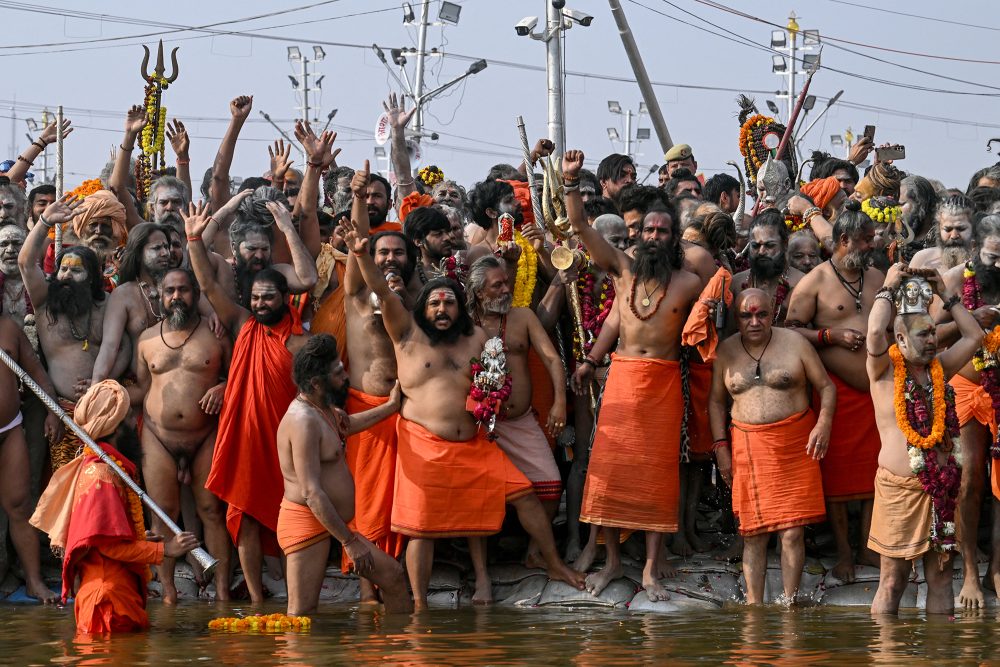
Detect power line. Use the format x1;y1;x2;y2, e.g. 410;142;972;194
821;0;1000;34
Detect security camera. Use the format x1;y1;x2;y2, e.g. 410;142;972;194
562;8;594;26
514;16;538;36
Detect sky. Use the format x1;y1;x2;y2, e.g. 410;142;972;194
2;0;999;193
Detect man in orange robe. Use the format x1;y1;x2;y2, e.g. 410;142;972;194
30;380;198;634
186;202;311;603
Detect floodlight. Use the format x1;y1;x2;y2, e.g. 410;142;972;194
608;100;621;114
287;46;302;61
803;95;816;111
771;55;787;72
315;75;325;89
801;53;820;69
607;128;620;141
439;1;461;24
830;135;843;146
288;75;300;88
802;29;820;46
402;2;415;24
636;128;651;140
770;30;786;48
313;46;326;61
467;59;487;75
638;102;648;114
374;146;386;157
766;100;780;114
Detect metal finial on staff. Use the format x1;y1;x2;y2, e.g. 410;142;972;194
516;116;544;230
54;106;64;257
0;347;218;579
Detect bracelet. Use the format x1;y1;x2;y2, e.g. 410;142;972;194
563;183;580;193
802;206;822;222
176;158;190;165
563;177;580;186
874;291;895;306
875;286;894;297
580;357;597;369
39;215;53;228
867;345;890;358
396;178;415;187
942;294;961;311
31;140;46;151
342;532;359;547
307;160;323;169
712;438;729;452
817;328;826;345
16;156;33;165
823;329;832;345
187;235;202;242
120;144;135;152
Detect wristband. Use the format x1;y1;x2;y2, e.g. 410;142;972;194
712;438;729;452
802;206;822;222
817;329;826;345
187;235;202;242
176;158;190;165
580;357;597;369
17;156;33;165
823;329;832;345
307;160;323;169
941;294;961;311
563;183;580;193
39;215;53;229
120;144;135;152
31;140;46;151
342;532;359;547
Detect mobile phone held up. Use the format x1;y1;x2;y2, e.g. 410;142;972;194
875;145;905;162
863;125;876;143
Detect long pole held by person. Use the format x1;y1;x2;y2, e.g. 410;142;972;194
0;347;219;578
54;106;64;257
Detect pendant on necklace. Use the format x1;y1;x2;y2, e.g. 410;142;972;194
754;361;761;381
855;297;862;312
82;339;89;351
642;297;651;307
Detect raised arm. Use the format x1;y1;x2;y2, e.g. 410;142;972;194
866;263;907;381
563;150;629;277
210;95;253;214
19;194;81;307
294;121;341;260
930;269;984;378
5;118;71;185
182;201;247;334
339;214;413;343
110;106;148;230
385;93;417;205
343;161;373;298
518;138;554;177
268;201;317;293
165;119;192;199
267;139;293;193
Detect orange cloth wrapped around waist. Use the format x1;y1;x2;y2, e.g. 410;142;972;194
391;418;532;538
310;258;349;365
527;348;557;449
951;374;1000;501
818;372;879;501
277;498;329;555
867;466;932;560
581;355;682;532
74;540;164;634
342;389;404;572
730;409;826;536
681;266;733;362
686;359;715;457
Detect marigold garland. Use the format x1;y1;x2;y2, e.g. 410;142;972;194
208;614;312;633
68;178;104;200
511;230;537;308
889;345;946;450
83;446;145;540
136;73;169;202
861;197;902;226
784;213;807;233
417;165;444;187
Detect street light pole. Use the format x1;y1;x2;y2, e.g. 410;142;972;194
413;0;430;137
787;13;798;123
624;109;632;159
300;56;310;123
545;1;565;151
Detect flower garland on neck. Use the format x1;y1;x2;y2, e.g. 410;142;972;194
511;230;537;308
962;263;1000;458
742;273;790;324
888;345;962;554
573;256;615;361
468;331;513;440
83;446;146;541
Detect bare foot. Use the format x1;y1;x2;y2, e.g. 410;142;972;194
25;578;58;604
572;540;598;573
992;571;1000;599
714;536;743;563
584;562;622;597
669;533;694;558
958;576;986;610
162;579;178;605
524;550;546;571
655;553;678;579
642;569;671;602
472;576;494;605
549;560;587;591
359;578;379;604
564;539;582;564
830;558;856;583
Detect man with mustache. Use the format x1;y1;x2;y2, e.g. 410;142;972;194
732;210;805;326
227;207;317;309
404;206;455;288
0;225;31;327
785;200;883;583
343;206;585;610
90;223;171;383
336;161;415;604
464;254;567;603
132;268;230;604
19;195;129;471
0;178;28;229
185;200;311;604
938;214;1000;609
70;190;128;289
894;176;938;263
909;194;975;271
564;149;703;602
276;334;410;615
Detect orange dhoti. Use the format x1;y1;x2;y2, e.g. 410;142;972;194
527;348;557;449
73;541;164;633
494;410;563;502
730;409;826;536
867;466;933;560
581;355;682;533
951;374;1000;500
391;418;532;538
342;389;405;571
277;498;329;555
687;359;715;458
819;372;880;501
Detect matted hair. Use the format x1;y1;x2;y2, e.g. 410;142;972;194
292;333;340;393
117;222;170;284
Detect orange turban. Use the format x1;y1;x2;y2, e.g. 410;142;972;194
398;192;434;223
500;179;536;228
74;379;129;441
72;190;127;246
801;177;842;211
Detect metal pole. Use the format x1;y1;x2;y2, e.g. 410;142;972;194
41;108;49;184
545;0;564;151
795;90;843;147
0;347;218;578
625;109;632;159
412;0;431;138
608;0;672;153
55;106;64;257
516;116;544;230
258;111;304;156
301;57;310;123
787;17;796;122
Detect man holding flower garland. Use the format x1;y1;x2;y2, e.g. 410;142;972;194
866;265;981;615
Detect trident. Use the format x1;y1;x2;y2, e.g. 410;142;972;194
141;40;180;84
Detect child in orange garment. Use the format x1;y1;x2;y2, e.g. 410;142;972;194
31;380;198;634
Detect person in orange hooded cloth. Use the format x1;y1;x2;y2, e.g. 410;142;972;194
801;176;847;222
185;201;311;604
30;380;199;634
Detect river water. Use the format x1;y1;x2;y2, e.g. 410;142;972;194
2;601;997;665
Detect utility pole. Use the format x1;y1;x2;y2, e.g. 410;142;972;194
41;108;50;184
287;46;325;123
787;13;797;122
412;0;430;137
545;1;564;151
770;12;819;123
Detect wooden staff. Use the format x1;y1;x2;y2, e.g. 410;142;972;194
516;116;544;230
0;347;219;578
54;105;64;257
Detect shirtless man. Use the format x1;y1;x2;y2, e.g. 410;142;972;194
733;210;806;326
340;161;416;603
909;194;975;272
787;230;822;275
866;265;981;615
133;268;230;604
710;289;835;604
565;149;703;601
342;210;584;610
276;334;411;615
0;314;63;601
19;195;128;469
1;225;30;326
91;223;171;382
785;200;883;582
465;254;567;602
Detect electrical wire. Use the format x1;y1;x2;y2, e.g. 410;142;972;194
821;0;1000;35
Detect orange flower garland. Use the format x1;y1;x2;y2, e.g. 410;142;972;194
209;613;311;633
888;344;946;450
68;178;104;200
511;230;537;308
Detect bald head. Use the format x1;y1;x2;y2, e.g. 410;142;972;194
735;288;773;340
736;288;770;311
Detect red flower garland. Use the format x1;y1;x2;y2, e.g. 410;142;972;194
574;264;615;360
962;264;1000;459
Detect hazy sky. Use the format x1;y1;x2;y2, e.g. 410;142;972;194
2;0;998;192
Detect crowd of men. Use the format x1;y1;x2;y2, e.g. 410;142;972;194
2;88;1000;633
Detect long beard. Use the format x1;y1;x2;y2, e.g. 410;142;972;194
415;312;465;345
481;294;512;314
46;279;93;320
632;240;675;284
318;376;350;409
842;250;870;271
166;301;195;328
234;255;267;307
253;302;288;326
157;211;184;232
750;253;786;280
368;205;388;227
941;246;970;270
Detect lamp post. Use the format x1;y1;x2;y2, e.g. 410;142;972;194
770;13;819;123
607;100;648;161
287;45;325;123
